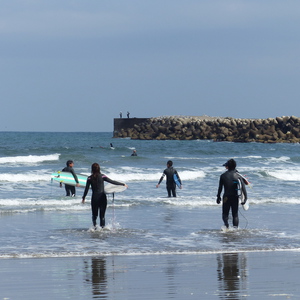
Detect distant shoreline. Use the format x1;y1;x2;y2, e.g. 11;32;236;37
113;115;300;143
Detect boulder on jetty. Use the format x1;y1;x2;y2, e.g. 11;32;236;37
113;115;300;143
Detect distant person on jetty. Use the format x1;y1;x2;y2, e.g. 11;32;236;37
60;160;80;197
131;149;137;156
127;111;130;118
156;160;182;197
82;163;128;229
216;159;247;228
119;112;122;118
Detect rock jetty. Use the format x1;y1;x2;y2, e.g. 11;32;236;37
113;115;300;143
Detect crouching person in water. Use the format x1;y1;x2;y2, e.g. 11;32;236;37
216;159;247;229
82;163;128;228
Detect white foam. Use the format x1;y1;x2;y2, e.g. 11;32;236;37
1;248;300;259
269;156;290;162
0;197;88;212
0;172;50;182
249;197;300;205
267;170;300;181
103;167;205;182
0;153;60;165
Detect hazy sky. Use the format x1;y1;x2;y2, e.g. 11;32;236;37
1;1;300;132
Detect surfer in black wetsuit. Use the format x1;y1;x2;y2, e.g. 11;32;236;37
131;150;137;156
82;163;128;228
216;159;247;228
60;160;80;197
156;160;182;197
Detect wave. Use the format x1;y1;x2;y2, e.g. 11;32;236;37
1;246;300;259
0;167;205;183
249;197;300;205
266;170;300;181
0;154;60;165
0;172;51;182
1;192;300;209
0;167;206;184
0;198;88;214
104;167;206;182
269;156;290;162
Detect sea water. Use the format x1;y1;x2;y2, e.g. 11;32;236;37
1;131;300;259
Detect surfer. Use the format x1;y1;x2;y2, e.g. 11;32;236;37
60;160;80;197
216;159;247;228
156;160;182;197
131;149;137;156
82;163;128;228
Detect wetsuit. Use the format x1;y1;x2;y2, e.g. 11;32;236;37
158;167;182;197
62;166;79;196
217;169;247;228
82;174;125;227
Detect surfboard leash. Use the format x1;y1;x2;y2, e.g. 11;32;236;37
50;178;53;196
239;207;248;229
111;193;115;231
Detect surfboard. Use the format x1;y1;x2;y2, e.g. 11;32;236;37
104;184;127;194
239;190;249;211
51;171;127;194
173;174;181;188
237;178;249;211
51;171;87;188
237;172;250;185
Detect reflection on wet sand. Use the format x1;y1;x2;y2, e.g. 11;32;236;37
217;253;248;299
82;253;250;299
84;257;108;299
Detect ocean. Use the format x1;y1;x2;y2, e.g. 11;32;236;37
1;131;300;299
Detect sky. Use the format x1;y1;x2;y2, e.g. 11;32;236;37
1;0;300;132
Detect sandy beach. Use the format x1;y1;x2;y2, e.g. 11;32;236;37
1;251;299;299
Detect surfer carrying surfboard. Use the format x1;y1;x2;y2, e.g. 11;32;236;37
60;160;80;197
156;160;182;197
216;159;247;229
82;163;128;228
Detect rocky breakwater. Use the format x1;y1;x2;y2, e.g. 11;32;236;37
114;116;300;143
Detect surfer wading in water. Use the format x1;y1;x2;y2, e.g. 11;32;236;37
156;160;182;197
216;159;247;229
60;160;80;197
82;163;128;229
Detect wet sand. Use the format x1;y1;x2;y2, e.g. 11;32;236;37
1;250;299;299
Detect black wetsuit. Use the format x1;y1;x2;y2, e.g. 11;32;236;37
82;174;124;227
217;169;247;228
62;166;79;196
158;167;182;197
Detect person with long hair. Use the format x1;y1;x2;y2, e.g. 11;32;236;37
82;163;127;228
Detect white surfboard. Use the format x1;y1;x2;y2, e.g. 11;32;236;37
237;172;250;186
240;191;249;211
237;178;249;211
104;183;127;194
